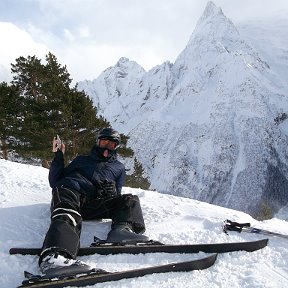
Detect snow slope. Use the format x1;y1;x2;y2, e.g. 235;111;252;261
1;159;288;287
238;16;288;95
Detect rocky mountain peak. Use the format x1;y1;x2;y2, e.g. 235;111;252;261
198;1;224;24
176;2;241;66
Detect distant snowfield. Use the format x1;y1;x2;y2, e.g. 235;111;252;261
1;158;288;287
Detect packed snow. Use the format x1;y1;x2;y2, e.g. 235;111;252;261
1;159;288;287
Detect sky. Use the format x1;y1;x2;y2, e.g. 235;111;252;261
1;0;288;84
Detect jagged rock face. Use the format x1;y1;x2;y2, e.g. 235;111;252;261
78;2;288;217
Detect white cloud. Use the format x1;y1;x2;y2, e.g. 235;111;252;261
63;28;75;42
0;64;10;82
0;20;173;84
78;26;91;38
0;22;49;81
1;0;288;83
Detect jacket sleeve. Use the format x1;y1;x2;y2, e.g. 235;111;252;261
48;150;65;188
115;166;126;194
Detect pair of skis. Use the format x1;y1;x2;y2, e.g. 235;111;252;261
11;238;269;287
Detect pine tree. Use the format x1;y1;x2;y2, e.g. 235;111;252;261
10;53;110;164
11;55;56;161
125;157;151;189
59;88;107;161
11;55;44;100
117;133;134;158
0;82;23;159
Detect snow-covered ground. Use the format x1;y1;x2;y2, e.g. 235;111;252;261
1;158;288;288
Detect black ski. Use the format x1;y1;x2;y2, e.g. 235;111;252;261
10;238;268;256
18;254;217;287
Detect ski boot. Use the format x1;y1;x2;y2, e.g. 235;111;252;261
106;222;149;244
39;252;94;277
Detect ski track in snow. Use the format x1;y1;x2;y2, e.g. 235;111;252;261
1;159;288;287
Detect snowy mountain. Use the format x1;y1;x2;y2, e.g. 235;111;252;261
237;16;288;95
78;2;288;218
1;159;288;287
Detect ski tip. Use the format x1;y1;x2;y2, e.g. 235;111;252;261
24;271;33;279
262;238;269;246
254;238;269;245
24;270;43;279
209;253;218;264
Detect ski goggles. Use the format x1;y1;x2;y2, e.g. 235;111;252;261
98;138;118;150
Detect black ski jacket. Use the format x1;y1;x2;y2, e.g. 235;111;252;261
48;145;125;196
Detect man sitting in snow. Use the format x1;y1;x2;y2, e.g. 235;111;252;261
39;127;148;276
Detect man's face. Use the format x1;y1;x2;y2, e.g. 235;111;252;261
99;138;117;150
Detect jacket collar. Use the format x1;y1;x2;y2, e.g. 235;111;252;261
90;145;117;162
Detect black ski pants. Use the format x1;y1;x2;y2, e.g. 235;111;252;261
40;186;146;262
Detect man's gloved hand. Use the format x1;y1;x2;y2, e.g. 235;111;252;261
101;179;116;196
96;179;116;198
